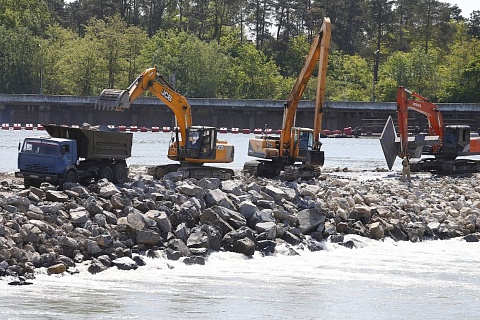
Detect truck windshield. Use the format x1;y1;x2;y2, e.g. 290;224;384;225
22;140;60;155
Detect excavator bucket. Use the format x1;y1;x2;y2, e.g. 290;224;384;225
95;89;131;111
306;150;325;166
380;116;398;170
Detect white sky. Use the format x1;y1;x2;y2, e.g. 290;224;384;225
448;0;478;18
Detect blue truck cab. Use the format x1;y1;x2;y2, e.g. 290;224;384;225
16;137;78;186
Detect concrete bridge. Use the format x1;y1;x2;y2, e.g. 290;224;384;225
0;94;479;133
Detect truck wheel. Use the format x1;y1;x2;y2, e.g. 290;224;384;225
64;170;78;183
99;166;114;182
113;163;127;184
24;178;32;189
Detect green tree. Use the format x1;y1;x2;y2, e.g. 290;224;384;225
326;51;372;101
468;10;480;39
0;26;40;93
0;0;53;36
54;36;105;95
41;25;80;94
376;47;440;101
228;43;282;98
437;23;480;102
139;30;230;97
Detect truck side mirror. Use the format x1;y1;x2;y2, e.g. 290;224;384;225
18;141;21;151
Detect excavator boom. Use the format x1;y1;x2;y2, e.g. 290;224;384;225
96;67;234;179
281;17;331;156
96;67;192;144
396;86;444;157
244;17;331;180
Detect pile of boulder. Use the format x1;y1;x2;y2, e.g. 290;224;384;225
1;167;479;280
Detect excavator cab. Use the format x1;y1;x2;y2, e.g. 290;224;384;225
294;129;313;158
442;125;471;159
297;128;325;166
184;126;217;160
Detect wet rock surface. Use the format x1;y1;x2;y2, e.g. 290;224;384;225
0;168;479;279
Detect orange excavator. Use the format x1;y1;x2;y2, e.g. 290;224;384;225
381;86;480;173
95;68;235;180
243;17;331;180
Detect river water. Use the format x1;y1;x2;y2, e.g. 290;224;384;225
1;130;480;319
0;130;400;173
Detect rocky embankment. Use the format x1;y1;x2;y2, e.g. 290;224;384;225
1;167;479;280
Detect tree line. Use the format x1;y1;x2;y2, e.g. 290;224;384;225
0;0;479;102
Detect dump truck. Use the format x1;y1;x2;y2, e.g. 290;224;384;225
15;124;132;188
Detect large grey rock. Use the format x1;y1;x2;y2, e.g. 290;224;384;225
136;230;161;245
179;199;202;219
262;185;287;201
126;210;146;231
296;208;326;234
221;180;243;196
58;236;79;249
222;226;256;247
211;205;247;229
97;234;114;247
111;193;131;210
255;221;277;240
167;239;191;257
248;209;275;229
98;181;120;198
199;208;235;235
300;185;320;198
187;229;210;250
205;189;235;209
145;210;172;234
45;190;69;202
238;201;257;219
112;257;138;270
201;224;222;251
69;207;90;225
88;258;108;274
198;178;221;190
85;239;102;255
177;184;204;197
174;222;190;243
233;237;255;256
367;221;384;239
4;195;30;207
273;209;298;226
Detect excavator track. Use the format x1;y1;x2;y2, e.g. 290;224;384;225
148;164;234;180
243;160;261;176
243;160;282;178
283;165;321;181
410;158;480;174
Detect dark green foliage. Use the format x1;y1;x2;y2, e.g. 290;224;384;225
0;0;479;102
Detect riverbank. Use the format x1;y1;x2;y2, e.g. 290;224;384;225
1;166;479;281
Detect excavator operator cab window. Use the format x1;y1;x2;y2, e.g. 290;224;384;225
298;131;313;158
187;131;201;150
185;127;216;159
299;131;313;149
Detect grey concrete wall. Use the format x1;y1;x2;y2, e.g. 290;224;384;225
0;94;479;132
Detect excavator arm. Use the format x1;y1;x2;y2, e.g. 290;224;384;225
280;17;331;157
396;86;444;157
96;67;192;144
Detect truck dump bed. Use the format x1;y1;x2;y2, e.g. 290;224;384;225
43;124;132;159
